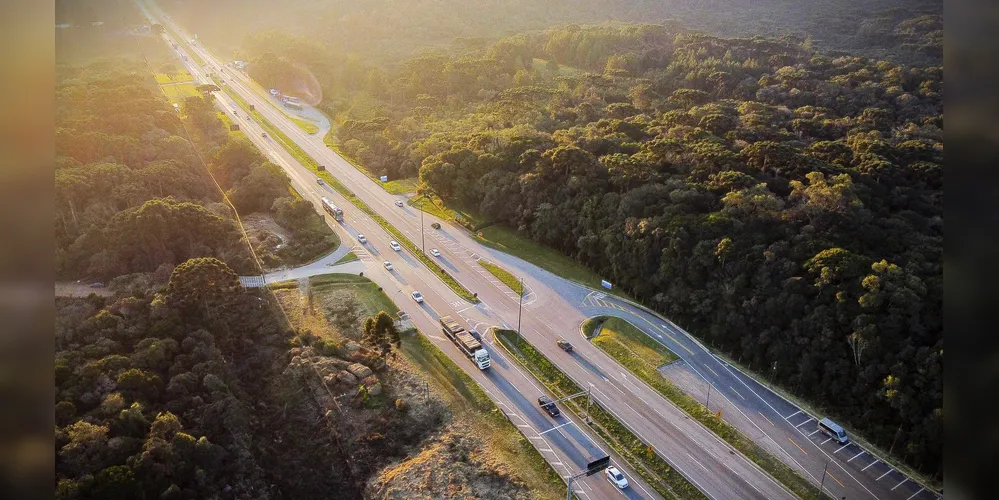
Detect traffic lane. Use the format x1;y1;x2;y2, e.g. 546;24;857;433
524;314;790;500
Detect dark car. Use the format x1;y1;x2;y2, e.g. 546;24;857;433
556;339;573;352
431;222;441;229
538;396;561;418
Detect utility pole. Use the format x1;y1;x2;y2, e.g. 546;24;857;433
706;382;711;409
819;460;829;493
420;208;425;255
517;277;524;333
585;384;592;424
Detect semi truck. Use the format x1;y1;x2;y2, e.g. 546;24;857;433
439;316;491;370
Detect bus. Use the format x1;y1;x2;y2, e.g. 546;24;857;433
818;418;849;444
321;197;343;222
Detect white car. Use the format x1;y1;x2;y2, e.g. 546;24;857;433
390;241;401;251
394;200;404;207
430;248;441;257
411;291;424;303
605;467;629;489
383;261;393;271
357;234;367;244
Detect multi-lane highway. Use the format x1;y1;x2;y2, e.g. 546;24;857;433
138;2;941;499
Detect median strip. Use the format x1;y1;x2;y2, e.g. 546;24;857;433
219;84;479;303
493;328;706;500
477;259;523;296
585;316;823;499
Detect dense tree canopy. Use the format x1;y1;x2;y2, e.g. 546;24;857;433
254;23;943;475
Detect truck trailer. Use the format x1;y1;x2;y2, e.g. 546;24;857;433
439;316;490;369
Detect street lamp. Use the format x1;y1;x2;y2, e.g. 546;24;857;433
421;208;425;255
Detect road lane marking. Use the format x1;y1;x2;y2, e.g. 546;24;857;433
730;386;745;400
539;421;576;435
686;453;711;473
892;478;909;491
786;410;802;419
877;469;893;481
795;418;813;428
862;459;879;471
758;411;775;427
703;364;720;377
906;487;925;500
826;471;845;488
847;450;865;462
833;443;850;454
788;437;807;454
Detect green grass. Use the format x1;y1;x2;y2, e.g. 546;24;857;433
158;82;201;104
153;72;193;84
584;318;823;500
473;225;633;300
219;83;479;303
494;328;705;500
477;260;523;296
290;116;319;134
216;111;248;139
334;251;359;265
400;329;564;500
383;178;418;195
304;273;399;317
590;316;679;367
409;194;456;220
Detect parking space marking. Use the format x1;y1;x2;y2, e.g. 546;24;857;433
833;443;850;454
906;487;925;500
808;429;820;436
891;478;908;491
786;410;802;419
795;418;813;428
847;450;865;462
862;459;879;471
877;469;893;481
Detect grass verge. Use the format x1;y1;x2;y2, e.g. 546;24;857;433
154;72;193;84
157;82;200;105
494;328;705;500
334;251;359;265
585;318;822;499
290;116;319;134
400;329;564;500
477;260;523;296
220;84;478;303
281;273;400;317
473;225;633;301
325;143;415;195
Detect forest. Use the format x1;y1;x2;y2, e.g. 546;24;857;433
243;22;943;476
54;60;468;499
55;61;336;284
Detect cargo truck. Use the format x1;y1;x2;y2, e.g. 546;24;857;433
439;316;490;369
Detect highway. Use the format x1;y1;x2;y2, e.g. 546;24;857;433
139;2;942;499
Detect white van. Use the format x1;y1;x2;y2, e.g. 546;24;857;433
818;417;849;444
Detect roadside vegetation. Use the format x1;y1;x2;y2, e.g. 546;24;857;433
494;329;706;500
477;259;523;296
219;84;478;303
585;317;822;499
334;251;359;265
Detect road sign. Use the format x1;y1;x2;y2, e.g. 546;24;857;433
601;280;613;290
585;455;610;476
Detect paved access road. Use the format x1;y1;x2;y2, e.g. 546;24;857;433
139;2;940;499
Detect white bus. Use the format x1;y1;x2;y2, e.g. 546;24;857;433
321;197;343;222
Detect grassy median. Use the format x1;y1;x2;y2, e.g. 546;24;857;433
494;328;706;500
584;317;822;500
477;259;523;296
221;85;478;303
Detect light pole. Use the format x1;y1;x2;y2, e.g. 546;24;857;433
706;382;711;410
420;208;425;255
517;277;524;333
819;460;829;494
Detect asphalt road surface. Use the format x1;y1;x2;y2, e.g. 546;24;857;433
138;2;941;499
